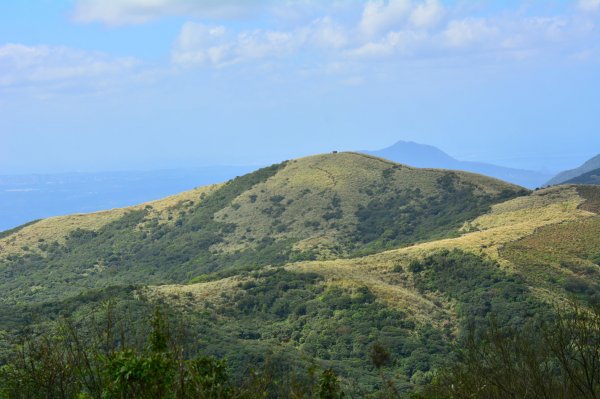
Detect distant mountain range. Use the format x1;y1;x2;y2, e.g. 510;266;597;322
363;141;552;189
547;154;600;186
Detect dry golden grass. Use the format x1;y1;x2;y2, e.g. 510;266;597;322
3;155;595;339
0;152;522;261
0;210;129;258
142;274;245;310
127;184;592;332
142;184;222;226
146;184;222;213
0;184;221;259
399;186;593;263
145;258;455;331
289;259;453;329
274;185;595;322
212;153;404;253
213;152;522;254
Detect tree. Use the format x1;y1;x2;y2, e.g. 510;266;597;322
423;302;600;399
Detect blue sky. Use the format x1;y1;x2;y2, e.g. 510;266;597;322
1;0;599;174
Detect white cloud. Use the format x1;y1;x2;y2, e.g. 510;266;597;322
0;44;139;91
310;17;348;49
171;23;229;66
172;22;299;67
441;15;581;56
443;19;499;48
348;30;425;58
359;0;412;37
8;0;597;99
172;18;349;67
578;0;600;12
409;0;444;29
236;30;298;61
349;40;395;58
70;0;600;72
72;0;264;25
169;1;600;71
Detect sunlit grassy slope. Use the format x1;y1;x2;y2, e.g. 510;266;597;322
212;152;521;256
140;184;600;390
0;152;525;305
0;153;518;260
151;184;599;326
284;185;599;307
0;183;222;259
132;184;600;394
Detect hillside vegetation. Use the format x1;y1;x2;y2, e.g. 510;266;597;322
2;152;600;396
0;152;525;306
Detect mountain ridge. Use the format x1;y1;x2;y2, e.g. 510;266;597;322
547;154;600;186
563;167;600;185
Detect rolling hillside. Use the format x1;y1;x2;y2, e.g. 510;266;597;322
0;152;526;306
2;152;600;394
143;183;600;392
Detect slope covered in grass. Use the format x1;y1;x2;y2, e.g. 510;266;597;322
281;185;600;328
0;152;525;307
133;185;600;392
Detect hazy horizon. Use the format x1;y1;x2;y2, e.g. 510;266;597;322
2;0;599;174
0;138;592;175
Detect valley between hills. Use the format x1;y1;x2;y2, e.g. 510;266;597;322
1;151;600;397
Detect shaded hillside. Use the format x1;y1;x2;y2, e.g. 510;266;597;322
563;167;600;185
363;140;551;188
547;154;600;186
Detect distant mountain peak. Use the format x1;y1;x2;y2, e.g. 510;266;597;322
363;140;551;189
374;141;459;167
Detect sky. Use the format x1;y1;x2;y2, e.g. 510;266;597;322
1;0;599;174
